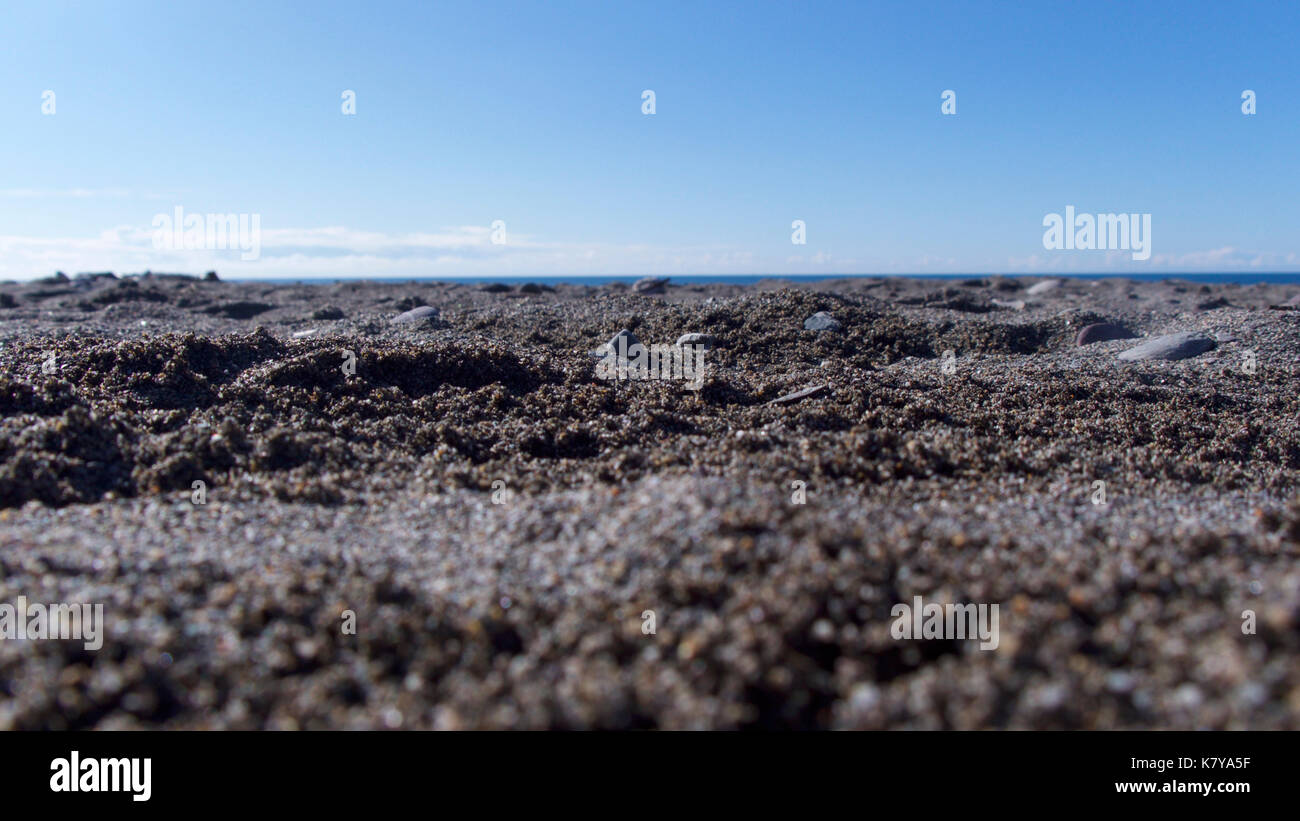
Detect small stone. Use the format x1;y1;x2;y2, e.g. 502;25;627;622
675;333;716;349
633;277;670;294
1075;322;1137;346
392;305;440;324
479;283;511;293
1025;279;1060;296
1117;332;1216;361
804;312;842;332
1173;683;1203;709
593;328;641;358
202;301;275;319
74;271;117;286
769;384;828;405
312;306;345;320
991;299;1026;311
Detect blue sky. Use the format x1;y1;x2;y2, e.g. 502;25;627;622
1;0;1297;279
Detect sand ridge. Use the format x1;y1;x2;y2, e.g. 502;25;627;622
0;273;1297;728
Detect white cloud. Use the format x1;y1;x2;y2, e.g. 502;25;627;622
0;222;761;280
1004;246;1298;273
1;220;1296;280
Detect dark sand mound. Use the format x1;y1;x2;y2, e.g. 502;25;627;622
1;275;1298;728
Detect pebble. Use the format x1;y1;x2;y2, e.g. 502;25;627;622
1117;332;1216;361
1075;322;1137;346
768;384;828;405
675;333;716;349
991;299;1026;311
204;301;274;319
804;312;842;332
392;305;440;324
594;328;641;358
633;277;670;294
1026;279;1060;296
849;683;880;712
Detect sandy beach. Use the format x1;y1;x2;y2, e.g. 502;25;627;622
1;272;1297;729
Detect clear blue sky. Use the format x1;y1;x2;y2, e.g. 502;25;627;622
1;0;1296;279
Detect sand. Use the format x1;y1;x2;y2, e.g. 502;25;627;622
0;272;1297;729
